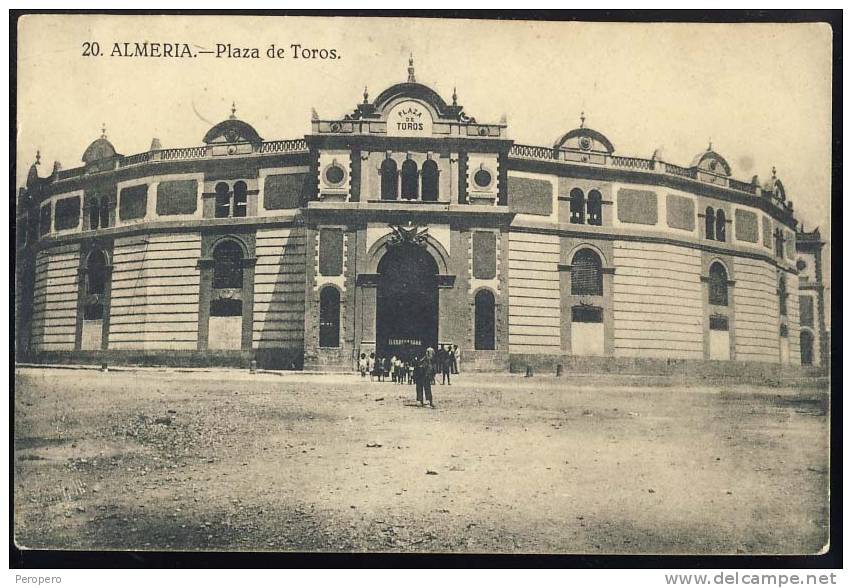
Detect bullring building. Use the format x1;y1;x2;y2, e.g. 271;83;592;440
15;60;828;372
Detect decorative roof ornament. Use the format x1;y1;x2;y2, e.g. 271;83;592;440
363;86;369;104
230;101;237;120
311;107;319;121
101;123;107;139
452;87;458;106
580;111;586;129
407;54;416;83
150;137;162;151
708;138;713;151
35;149;41;166
771;165;777;179
387;221;429;248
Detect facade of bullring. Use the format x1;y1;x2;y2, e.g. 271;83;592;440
15;63;828;373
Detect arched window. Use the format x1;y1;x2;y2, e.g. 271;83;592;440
84;249;108;320
800;330;814;365
587;190;602;226
214;182;230;218
474;289;496;350
401;159;418;200
571;249;603;296
778;275;787;316
705;206;715;239
421;159;439;202
233;181;247;217
715;209;726;242
211;241;244;316
319;286;341;348
570;188;585;224
708;262;728;306
380;158;398;200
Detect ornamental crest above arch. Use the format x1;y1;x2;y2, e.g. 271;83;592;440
387;221;429;248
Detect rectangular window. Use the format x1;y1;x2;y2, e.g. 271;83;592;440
571;305;603;323
734;209;759;243
666;194;695;231
54;196;81;231
617;189;658;225
472;231;497;280
799;295;814;327
507;176;552;216
17;213;28;247
119;184;148;221
156;180;198;216
318;228;344;276
264;173;307;210
762;216;772;249
709;315;729;331
39;204;52;236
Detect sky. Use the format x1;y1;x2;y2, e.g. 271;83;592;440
16;15;833;304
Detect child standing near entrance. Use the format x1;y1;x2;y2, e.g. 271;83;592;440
358;353;368;378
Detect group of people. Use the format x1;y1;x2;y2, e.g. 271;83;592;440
357;344;460;408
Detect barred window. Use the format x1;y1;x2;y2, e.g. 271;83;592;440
212;241;243;290
39;204;51;236
569;188;585;224
571;249;603;296
708;262;728;306
587;190;602;226
233;181;248;217
214;182;230;218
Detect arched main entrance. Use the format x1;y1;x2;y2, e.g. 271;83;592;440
376;243;438;360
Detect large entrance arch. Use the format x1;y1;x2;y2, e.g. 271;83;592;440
376;243;438;360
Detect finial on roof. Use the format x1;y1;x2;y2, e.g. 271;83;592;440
407;54;416;83
363;86;369;104
230;101;237;120
311;107;319;121
100;123;107;139
771;165;777;179
708;138;713;151
580;111;586;129
35;149;41;166
452;86;458;106
150;137;162;151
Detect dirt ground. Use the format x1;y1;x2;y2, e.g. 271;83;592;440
13;367;830;554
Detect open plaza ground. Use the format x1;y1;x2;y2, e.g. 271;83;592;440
13;367;829;554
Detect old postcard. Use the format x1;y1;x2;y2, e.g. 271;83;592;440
13;14;833;557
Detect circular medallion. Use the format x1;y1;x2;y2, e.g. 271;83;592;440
579;136;592;150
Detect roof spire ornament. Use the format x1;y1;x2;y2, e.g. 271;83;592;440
230;101;237;120
452;86;458;106
772;165;777;179
363;86;369;104
35;149;41;166
407;54;416;83
580;111;586;129
100;123;107;139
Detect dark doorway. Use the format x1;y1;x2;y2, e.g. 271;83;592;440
376;244;439;361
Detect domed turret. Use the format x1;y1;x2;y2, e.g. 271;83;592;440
553;113;615;155
202;102;263;145
82;124;118;164
690;141;731;176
